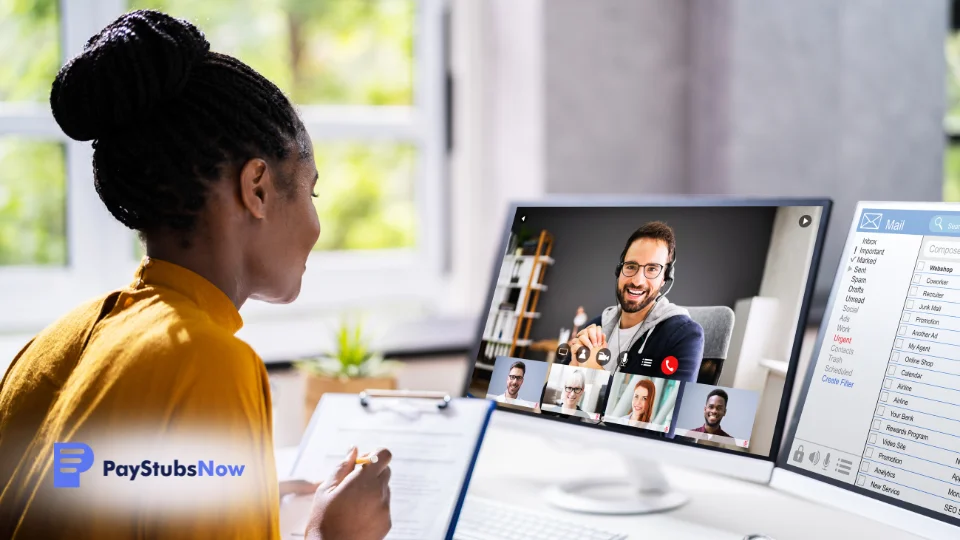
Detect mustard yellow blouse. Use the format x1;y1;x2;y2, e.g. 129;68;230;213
0;258;280;539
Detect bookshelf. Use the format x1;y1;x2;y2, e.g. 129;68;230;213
479;229;555;364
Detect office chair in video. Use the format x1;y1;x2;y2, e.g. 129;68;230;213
685;306;735;385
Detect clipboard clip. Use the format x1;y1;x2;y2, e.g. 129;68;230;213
359;389;452;410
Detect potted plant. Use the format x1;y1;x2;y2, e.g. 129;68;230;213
296;318;400;422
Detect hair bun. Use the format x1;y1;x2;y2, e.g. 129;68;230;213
50;9;210;141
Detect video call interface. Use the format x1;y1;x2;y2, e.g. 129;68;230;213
467;204;824;457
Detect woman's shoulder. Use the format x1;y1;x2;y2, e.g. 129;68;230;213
94;292;260;373
147;318;254;357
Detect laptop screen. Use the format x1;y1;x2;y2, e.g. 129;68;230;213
782;202;960;524
465;200;829;460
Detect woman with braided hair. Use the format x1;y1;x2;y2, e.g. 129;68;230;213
0;9;391;540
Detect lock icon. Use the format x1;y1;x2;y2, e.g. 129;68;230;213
793;445;805;462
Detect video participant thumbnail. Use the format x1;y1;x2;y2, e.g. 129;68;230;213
674;383;760;449
602;374;680;433
484;357;549;410
540;365;610;420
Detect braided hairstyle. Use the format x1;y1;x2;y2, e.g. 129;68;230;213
50;9;307;234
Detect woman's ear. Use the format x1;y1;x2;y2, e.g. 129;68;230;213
238;158;272;219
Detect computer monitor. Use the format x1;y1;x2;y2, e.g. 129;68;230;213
463;197;831;514
774;201;960;539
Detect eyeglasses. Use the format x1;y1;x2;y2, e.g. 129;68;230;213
621;262;665;279
508;374;524;381
564;386;583;395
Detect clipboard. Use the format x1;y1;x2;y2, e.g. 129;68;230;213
286;390;495;540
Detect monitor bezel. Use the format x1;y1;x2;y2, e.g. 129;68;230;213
777;200;960;528
461;195;833;464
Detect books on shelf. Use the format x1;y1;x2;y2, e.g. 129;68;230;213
480;230;554;362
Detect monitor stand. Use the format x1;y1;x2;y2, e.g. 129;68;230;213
543;454;688;515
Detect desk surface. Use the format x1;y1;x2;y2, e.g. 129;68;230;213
278;415;921;540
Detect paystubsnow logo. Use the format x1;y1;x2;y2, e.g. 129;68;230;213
53;442;95;488
53;442;245;488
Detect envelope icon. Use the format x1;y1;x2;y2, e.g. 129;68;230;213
860;213;882;230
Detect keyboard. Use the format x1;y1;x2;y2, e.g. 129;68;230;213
454;496;628;540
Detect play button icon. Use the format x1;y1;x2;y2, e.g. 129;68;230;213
799;215;812;228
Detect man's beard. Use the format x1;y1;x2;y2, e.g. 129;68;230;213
617;283;659;313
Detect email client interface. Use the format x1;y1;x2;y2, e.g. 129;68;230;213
790;206;960;525
466;204;825;459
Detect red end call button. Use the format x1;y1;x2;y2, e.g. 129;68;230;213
661;356;678;376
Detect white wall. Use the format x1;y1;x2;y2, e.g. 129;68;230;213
544;0;690;194
447;0;547;317
691;0;947;321
449;0;948;326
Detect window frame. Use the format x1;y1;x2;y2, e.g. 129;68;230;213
0;0;450;335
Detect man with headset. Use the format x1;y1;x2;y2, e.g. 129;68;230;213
559;221;705;382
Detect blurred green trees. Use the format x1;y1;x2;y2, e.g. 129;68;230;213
311;143;416;252
131;0;414;105
945;32;960;202
1;0;417;266
0;0;63;265
0;0;59;102
0;140;65;265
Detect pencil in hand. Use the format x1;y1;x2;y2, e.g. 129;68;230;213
356;454;378;465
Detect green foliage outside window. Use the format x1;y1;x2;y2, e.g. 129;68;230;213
312;143;416;251
945;32;960;201
131;0;414;105
0;139;66;265
0;0;59;102
0;0;64;265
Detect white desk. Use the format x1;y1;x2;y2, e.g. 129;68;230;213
277;416;921;540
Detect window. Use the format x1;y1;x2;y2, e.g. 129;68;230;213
310;142;417;251
0;139;66;265
129;0;431;259
0;1;65;267
0;0;447;334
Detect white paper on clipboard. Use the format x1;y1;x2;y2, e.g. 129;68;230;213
286;393;495;540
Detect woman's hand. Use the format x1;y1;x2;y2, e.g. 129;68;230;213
305;447;393;540
279;479;321;498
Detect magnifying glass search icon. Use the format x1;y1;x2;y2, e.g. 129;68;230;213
935;216;943;230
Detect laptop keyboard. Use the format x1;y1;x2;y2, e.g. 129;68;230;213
454;496;628;540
